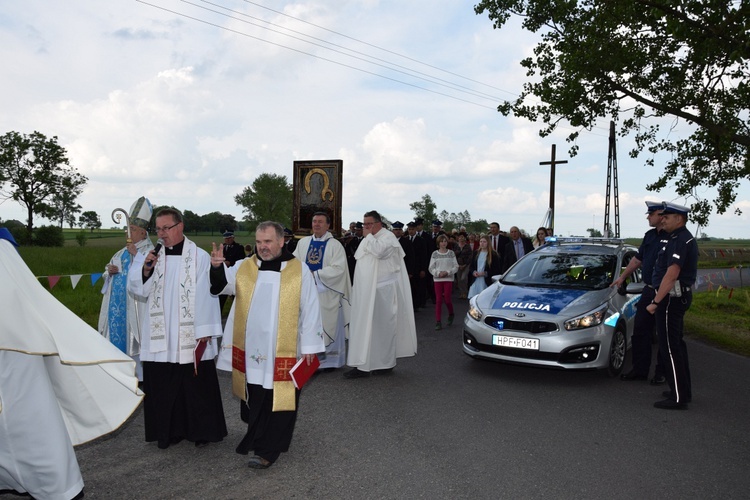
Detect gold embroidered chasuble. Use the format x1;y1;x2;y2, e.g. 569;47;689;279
231;255;302;411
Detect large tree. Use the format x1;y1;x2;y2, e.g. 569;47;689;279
409;194;438;225
475;0;749;226
182;209;202;234
234;173;293;228
0;131;88;238
40;175;84;228
79;210;101;232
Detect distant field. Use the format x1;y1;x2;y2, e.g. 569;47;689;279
623;237;749;268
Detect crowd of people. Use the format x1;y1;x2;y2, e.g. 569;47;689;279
90;200;550;472
1;195;700;497
339;217;553;320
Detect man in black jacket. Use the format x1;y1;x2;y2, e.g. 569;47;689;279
407;221;430;310
501;226;534;273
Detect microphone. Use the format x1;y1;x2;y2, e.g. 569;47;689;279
147;239;164;268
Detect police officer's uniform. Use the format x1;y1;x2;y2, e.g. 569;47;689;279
627;202;667;382
651;202;698;408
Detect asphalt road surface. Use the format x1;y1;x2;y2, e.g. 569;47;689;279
7;298;750;499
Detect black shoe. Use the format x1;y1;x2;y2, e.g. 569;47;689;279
373;368;394;375
662;391;691;403
247;456;272;469
319;367;336;373
447;314;455;326
650;375;667;385
343;367;370;379
654;398;688;410
620;370;647;381
194;440;209;448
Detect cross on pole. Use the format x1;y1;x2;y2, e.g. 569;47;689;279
539;144;568;235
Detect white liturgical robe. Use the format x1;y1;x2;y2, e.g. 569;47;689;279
0;234;142;499
128;240;221;363
347;227;417;371
216;257;325;389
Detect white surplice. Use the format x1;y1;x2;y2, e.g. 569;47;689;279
347;228;417;371
216;258;325;389
128;243;221;362
293;232;351;369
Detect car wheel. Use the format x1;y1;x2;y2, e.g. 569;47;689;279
607;326;627;377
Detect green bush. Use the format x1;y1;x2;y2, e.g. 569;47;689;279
8;226;31;245
75;230;88;247
34;225;65;247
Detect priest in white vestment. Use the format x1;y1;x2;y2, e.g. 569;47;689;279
345;211;417;379
128;208;227;449
0;228;143;500
98;196;154;380
293;211;351;370
213;221;324;469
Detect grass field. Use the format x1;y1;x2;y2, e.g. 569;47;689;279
15;231;750;357
22;232;251;327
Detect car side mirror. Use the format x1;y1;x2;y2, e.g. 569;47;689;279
625;282;645;295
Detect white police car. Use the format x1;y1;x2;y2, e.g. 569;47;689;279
463;238;642;375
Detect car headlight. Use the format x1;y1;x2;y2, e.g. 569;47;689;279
468;299;483;321
564;305;608;331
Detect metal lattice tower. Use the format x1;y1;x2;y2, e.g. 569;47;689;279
603;121;620;237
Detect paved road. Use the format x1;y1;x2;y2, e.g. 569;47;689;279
13;299;750;499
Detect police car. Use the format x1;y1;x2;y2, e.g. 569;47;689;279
463;237;642;375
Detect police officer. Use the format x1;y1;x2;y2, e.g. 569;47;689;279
646;202;698;410
612;201;667;385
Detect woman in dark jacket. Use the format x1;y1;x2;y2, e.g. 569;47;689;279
468;234;502;298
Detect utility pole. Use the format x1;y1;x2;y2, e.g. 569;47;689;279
603;121;621;237
539;144;568;235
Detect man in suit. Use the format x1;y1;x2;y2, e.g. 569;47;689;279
488;222;510;255
429;220;445;250
392;222;415;276
502;226;534;273
407;221;429;310
345;222;363;282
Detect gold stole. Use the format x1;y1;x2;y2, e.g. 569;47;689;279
231;255;302;412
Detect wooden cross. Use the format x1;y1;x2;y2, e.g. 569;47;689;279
539;144;568;234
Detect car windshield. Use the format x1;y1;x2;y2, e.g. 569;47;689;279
501;251;618;290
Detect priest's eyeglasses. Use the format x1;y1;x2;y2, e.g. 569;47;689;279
155;222;181;233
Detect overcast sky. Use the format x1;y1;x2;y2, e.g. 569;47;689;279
1;0;747;238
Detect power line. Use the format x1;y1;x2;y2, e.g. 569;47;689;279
137;0;611;137
188;0;504;103
241;0;518;97
137;0;499;109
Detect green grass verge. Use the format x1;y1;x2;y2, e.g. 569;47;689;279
685;289;750;357
19;237;247;328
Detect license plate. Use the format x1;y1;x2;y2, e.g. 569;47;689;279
492;334;539;350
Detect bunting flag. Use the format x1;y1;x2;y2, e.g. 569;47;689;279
696;247;750;258
71;274;82;289
34;273;103;288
